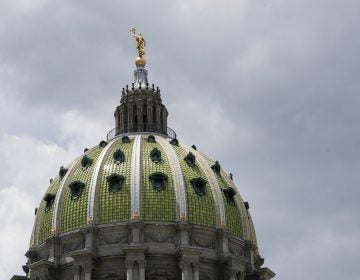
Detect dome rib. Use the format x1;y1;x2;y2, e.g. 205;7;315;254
190;146;226;228
130;135;142;220
87;139;118;224
51;158;81;235
156;136;187;221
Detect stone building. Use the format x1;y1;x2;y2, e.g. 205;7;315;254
11;36;275;280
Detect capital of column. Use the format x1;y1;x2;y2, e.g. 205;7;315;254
125;260;135;269
178;260;191;271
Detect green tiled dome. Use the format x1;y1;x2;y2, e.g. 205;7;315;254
30;133;257;247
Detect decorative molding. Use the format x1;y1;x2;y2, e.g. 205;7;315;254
51;158;81;234
131;135;142;220
62;240;83;253
87;139;117;223
229;244;245;257
191;235;216;249
98;233;127;245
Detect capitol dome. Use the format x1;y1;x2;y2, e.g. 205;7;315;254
13;32;274;280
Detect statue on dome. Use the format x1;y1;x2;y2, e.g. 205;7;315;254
130;26;146;58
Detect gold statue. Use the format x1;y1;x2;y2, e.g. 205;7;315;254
130;27;146;66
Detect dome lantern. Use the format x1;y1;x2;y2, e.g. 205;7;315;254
110;28;173;139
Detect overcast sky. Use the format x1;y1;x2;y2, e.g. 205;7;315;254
0;1;359;279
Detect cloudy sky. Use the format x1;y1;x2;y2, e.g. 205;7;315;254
1;0;359;279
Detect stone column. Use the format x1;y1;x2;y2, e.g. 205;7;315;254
126;260;134;280
123;245;147;280
128;105;133;132
147;104;153;131
179;261;191;280
137;102;143;131
138;260;146;280
72;265;80;280
229;269;237;280
83;262;94;280
156;107;161;131
192;263;199;280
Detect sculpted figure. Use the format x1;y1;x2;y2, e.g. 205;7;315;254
130;26;146;58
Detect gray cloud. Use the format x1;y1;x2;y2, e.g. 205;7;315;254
1;0;359;279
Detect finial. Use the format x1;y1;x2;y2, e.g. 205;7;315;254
130;26;146;67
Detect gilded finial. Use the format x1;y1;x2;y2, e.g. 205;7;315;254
130;26;146;67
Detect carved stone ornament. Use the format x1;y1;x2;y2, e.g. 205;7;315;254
229;244;244;257
191;235;216;249
98;233;127;245
144;230;174;243
62;240;83;253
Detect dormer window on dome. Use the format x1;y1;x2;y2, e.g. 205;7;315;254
43;193;55;212
69;181;85;200
190;178;207;196
244;201;250;210
150;148;162;163
99;140;108;148
184;152;196;167
149;172;167;191
170;138;179;146
147;135;156;143
107;174;125;192
59;166;68;179
223;187;236;206
122;136;130;143
211;161;221;175
81;155;93;168
113;149;125;163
